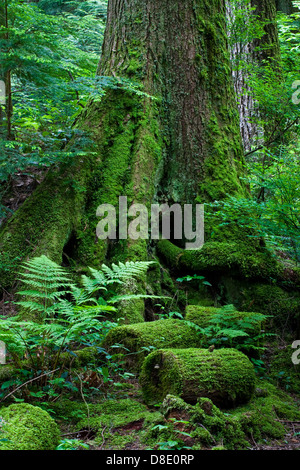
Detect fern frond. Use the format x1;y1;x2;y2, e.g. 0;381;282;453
99;261;156;282
15;255;74;319
80;274;108;294
108;294;168;304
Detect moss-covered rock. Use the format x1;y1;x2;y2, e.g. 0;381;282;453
140;348;256;408
185;305;265;335
159;380;300;450
104;319;201;371
0;403;60;450
160;394;249;450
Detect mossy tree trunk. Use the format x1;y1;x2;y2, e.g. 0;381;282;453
0;0;247;292
1;0;297;322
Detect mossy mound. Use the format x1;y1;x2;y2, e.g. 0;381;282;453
104;319;201;371
185;305;264;335
140;348;256;408
60;397;166;450
231;283;300;331
157;239;289;281
0;403;60;450
159;380;300;450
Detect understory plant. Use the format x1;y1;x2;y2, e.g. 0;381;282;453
185;304;272;355
0;255;157;402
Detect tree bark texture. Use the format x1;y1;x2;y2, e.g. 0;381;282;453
226;0;281;152
1;0;296;318
0;0;249;293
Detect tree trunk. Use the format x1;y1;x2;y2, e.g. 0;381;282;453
0;0;12;139
0;0;246;286
251;0;281;65
0;0;297;320
276;0;298;14
226;0;282;152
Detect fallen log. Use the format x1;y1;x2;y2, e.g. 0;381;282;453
139;347;256;408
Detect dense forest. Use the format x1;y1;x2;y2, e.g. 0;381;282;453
0;0;299;454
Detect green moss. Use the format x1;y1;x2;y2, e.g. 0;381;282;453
160;379;300;450
267;341;300;394
160;394;247;450
185;305;264;336
72;397;165;450
0;403;60;450
104;319;202;371
157;239;288;281
231;282;300;328
140;348;256;408
231;380;300;442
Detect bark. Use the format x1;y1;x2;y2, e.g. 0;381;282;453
226;1;257;152
251;0;281;65
1;0;248;293
276;0;298;14
1;0;296;322
226;0;282;152
0;0;12;139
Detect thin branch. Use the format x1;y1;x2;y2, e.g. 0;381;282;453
1;367;60;402
244;118;299;157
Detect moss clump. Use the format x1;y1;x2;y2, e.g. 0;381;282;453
157;239;290;281
230;380;300;442
0;159;90;291
0;403;60;450
140;348;256;408
185;305;265;336
160;395;248;450
73;398;165;450
232;283;300;330
104;319;201;371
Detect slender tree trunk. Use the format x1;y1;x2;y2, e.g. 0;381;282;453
226;0;282;152
226;0;257;152
0;0;13;140
251;0;281;65
276;0;298;14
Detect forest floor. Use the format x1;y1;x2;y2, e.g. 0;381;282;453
1;174;300;452
51;371;300;452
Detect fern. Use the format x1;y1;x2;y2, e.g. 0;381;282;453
82;261;156;294
15;255;75;318
186;304;271;353
0;254;166;402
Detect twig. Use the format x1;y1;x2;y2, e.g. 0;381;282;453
74;371;90;431
244;118;299;157
100;425;107;450
1;367;60;402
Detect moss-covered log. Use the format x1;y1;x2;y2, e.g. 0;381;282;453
157;238;296;282
104;319;201;370
139;348;256;408
0;403;60;450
